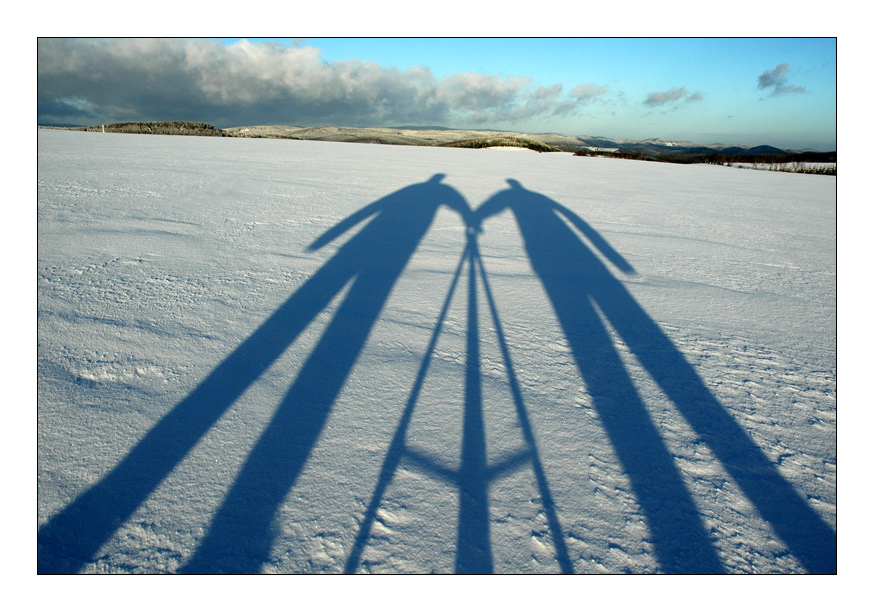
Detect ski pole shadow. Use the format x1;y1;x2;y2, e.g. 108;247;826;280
344;229;573;574
37;174;473;574
472;179;837;574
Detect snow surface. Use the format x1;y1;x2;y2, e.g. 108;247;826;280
37;129;836;574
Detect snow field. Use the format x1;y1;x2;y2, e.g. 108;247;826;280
38;130;835;573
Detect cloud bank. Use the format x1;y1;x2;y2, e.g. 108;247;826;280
757;63;807;96
37;38;612;129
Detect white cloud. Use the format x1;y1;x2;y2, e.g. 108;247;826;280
643;86;704;107
757;63;807;96
38;38;594;128
571;83;609;102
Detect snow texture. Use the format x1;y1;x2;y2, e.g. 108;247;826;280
37;129;836;574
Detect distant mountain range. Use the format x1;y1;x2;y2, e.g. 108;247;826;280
40;122;835;162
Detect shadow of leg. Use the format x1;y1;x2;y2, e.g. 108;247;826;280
37;258;357;574
596;278;837;573
181;264;408;573
561;292;724;573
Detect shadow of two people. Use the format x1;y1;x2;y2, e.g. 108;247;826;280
38;174;836;574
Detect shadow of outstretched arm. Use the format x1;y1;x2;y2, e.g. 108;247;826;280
306;200;383;252
551;201;635;275
441;188;477;229
470;192;507;227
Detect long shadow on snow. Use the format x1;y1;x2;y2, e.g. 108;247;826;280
343;232;573;574
473;179;836;574
37;174;472;574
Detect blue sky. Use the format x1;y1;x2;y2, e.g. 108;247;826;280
292;38;837;149
38;38;836;150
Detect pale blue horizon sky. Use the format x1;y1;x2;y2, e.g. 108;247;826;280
38;38;837;150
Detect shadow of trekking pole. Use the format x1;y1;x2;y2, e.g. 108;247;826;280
345;227;573;574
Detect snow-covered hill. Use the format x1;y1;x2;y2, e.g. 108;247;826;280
37;129;836;574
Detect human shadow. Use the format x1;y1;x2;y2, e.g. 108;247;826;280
473;179;837;574
344;231;573;574
38;174;472;574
